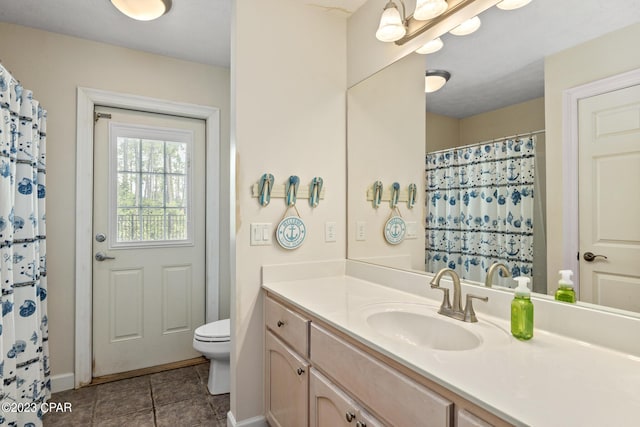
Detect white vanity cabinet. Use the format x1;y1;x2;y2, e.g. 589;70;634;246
264;293;512;427
264;297;311;427
310;368;384;427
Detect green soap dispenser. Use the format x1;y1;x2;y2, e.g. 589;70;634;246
511;277;533;340
555;270;576;303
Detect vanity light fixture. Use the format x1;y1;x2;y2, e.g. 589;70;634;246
415;37;444;54
449;15;481;36
375;1;407;42
425;70;451;93
414;0;449;21
496;0;532;10
110;0;172;21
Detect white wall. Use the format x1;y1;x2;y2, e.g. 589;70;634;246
347;53;426;270
544;22;640;290
0;22;230;385
232;0;347;422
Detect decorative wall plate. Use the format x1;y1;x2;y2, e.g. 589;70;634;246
384;215;406;245
276;216;307;250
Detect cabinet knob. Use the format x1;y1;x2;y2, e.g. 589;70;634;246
277;320;285;327
356;421;367;427
345;411;356;423
296;367;305;376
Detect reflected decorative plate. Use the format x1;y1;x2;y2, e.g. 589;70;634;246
276;216;307;250
384;216;406;245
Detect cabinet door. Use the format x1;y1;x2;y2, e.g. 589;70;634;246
310;368;384;427
457;409;494;427
265;330;310;427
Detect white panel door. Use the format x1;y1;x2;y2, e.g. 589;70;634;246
578;84;640;312
92;106;205;376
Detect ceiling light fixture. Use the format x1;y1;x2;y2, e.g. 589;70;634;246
415;37;444;54
110;0;172;21
496;0;532;10
449;16;481;36
425;70;451;93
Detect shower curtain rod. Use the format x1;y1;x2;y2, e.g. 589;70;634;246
428;129;545;155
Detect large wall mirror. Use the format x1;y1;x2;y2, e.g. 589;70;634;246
347;0;640;316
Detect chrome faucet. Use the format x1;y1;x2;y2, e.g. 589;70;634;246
430;268;488;323
485;262;511;288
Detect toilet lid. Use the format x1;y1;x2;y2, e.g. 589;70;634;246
195;319;230;342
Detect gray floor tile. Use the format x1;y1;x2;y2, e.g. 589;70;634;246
155;397;217;427
209;393;230;420
94;409;155;427
194;363;209;383
151;377;203;406
96;375;150;398
49;385;97;409
150;366;199;386
43;404;93;427
95;386;153;419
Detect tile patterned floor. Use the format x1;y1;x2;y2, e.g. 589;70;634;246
44;364;229;427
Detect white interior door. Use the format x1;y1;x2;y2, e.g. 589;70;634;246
92;106;206;376
578;84;640;312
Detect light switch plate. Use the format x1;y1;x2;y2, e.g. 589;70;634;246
250;223;272;246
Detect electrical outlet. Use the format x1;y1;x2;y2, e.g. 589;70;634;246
406;221;418;239
356;221;366;241
325;222;337;242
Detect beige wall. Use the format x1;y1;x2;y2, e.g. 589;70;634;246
426;97;545;152
232;0;347;422
348;53;426;270
459;97;545;146
0;23;230;382
545;22;640;289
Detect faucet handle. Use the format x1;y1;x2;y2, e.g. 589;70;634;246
463;294;488;323
430;284;452;314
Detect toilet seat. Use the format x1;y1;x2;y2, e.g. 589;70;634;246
194;319;230;342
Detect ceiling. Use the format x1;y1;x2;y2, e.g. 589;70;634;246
0;0;366;68
425;0;640;118
0;0;638;118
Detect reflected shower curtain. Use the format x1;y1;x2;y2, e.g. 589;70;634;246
0;65;50;426
425;137;536;283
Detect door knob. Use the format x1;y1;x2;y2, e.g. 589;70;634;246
583;252;608;262
95;252;116;261
95;233;107;242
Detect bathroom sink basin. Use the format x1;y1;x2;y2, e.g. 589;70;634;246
366;310;482;351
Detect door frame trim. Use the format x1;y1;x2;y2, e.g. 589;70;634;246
562;67;640;295
75;87;220;387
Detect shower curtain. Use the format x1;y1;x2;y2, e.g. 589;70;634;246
425;137;536;284
0;65;50;426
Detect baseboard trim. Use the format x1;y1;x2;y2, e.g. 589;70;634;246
51;373;75;393
226;412;267;427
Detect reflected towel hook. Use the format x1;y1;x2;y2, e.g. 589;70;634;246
258;173;274;207
390;182;400;209
309;177;323;208
372;181;383;208
285;175;300;207
407;183;417;209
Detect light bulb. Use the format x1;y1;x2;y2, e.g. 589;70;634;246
111;0;171;21
415;37;444;54
449;16;481;36
425;70;450;93
376;2;407;42
414;0;448;21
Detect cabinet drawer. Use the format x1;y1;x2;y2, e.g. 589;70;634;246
265;296;310;357
457;409;494;427
311;324;453;427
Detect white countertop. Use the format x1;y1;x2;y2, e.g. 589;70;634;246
263;274;640;427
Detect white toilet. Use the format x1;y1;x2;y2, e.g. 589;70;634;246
193;318;230;395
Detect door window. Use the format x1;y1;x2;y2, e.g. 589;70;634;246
109;123;194;247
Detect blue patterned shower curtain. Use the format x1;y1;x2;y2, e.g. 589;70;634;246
425;137;536;283
0;65;50;426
